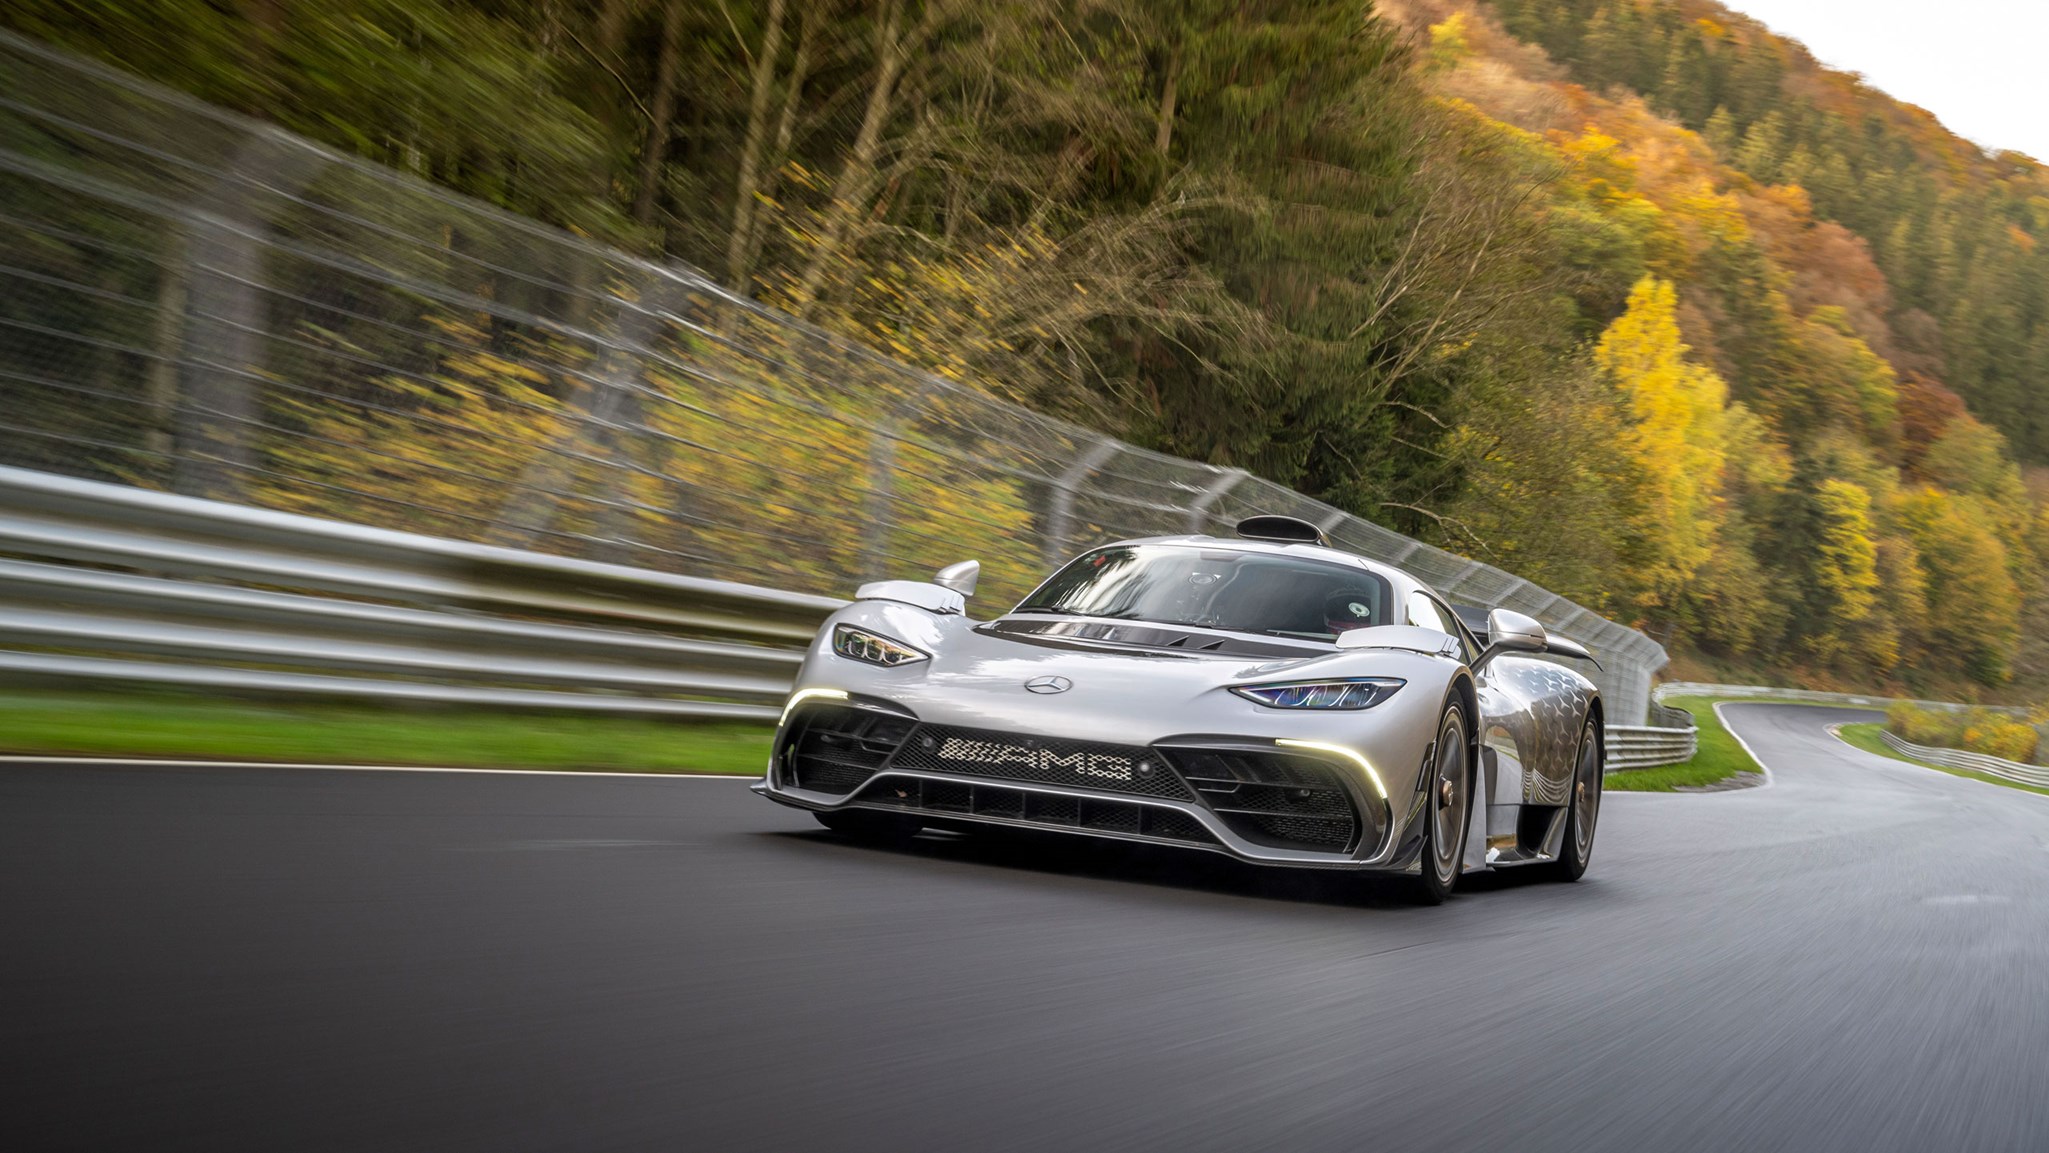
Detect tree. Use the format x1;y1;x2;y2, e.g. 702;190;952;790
1898;487;2021;685
1918;413;2034;579
1595;276;1728;619
1805;477;1882;664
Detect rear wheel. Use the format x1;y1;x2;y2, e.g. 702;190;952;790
813;809;923;842
1411;703;1472;906
1547;718;1602;881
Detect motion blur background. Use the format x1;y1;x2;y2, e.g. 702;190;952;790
7;0;2049;713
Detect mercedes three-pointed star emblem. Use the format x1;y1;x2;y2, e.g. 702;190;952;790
1024;675;1073;694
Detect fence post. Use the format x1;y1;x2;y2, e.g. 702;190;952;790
490;270;679;552
864;376;939;581
1183;467;1247;533
1046;439;1118;568
173;127;327;501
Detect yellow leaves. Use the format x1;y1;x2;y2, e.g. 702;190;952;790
1427;13;1471;72
1721;403;1791;491
1595;276;1730;601
452;351;549;386
1813;478;1880;626
1889;703;2038;761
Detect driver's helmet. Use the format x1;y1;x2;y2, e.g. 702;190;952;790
1322;592;1376;634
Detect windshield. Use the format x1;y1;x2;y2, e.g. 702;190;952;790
1013;544;1394;641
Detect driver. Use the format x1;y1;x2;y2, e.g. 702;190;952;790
1322;592;1376;635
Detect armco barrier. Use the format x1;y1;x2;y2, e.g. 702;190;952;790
1605;723;1699;772
1;465;1707;766
1653;682;2027;716
0;465;836;719
1878;731;2049;789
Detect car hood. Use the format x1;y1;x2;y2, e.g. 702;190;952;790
798;602;1458;747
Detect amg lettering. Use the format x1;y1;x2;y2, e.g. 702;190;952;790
938;738;1134;781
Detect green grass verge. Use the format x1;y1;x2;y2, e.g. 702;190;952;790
0;689;774;774
1834;722;2049;798
1603;694;1766;791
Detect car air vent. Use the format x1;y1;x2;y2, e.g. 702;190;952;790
847;779;1217;847
1160;745;1361;853
1235;514;1327;545
781;704;917;796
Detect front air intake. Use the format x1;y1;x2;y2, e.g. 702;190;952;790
782;704;917;795
1164;746;1363;852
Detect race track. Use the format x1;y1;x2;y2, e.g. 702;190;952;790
6;703;2049;1152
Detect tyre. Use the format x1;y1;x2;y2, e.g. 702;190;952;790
1546;717;1602;882
1411;702;1473;906
813;809;923;842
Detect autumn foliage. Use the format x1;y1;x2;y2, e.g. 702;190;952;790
6;0;2047;694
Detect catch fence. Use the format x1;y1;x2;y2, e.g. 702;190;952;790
0;32;1668;722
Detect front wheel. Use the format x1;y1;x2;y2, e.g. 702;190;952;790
1546;718;1602;882
813;809;923;842
1410;702;1473;906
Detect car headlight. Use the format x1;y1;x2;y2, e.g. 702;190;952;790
1230;677;1404;710
832;624;929;667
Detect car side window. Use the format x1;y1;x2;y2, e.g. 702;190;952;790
1407;592;1478;662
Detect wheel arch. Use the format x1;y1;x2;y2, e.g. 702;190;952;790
1451;671;1480;766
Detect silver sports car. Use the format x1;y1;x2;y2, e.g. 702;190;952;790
753;515;1604;903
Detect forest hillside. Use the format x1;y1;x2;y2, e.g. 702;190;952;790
6;0;2045;699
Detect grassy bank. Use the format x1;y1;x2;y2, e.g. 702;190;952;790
1835;722;2049;798
1603;694;1765;792
0;689;775;774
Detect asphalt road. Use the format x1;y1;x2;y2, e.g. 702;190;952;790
6;704;2049;1152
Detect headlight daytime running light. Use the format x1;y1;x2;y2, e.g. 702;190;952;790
1230;677;1405;710
832;624;930;667
1276;738;1388;799
779;687;848;724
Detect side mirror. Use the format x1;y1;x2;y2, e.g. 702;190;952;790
934;560;980;598
1475;609;1602;671
1485;608;1546;653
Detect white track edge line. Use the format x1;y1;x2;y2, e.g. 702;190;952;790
0;755;759;779
1608;700;1776;796
1711;700;1776;789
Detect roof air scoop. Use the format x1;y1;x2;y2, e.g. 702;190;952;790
1235;514;1327;546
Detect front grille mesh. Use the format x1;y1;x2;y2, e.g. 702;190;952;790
784;705;916;796
844;779;1216;847
887;724;1194;800
1166;747;1361;853
1236;813;1354;850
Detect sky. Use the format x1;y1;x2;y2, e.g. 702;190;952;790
1726;0;2049;161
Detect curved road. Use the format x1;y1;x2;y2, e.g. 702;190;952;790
6;704;2049;1152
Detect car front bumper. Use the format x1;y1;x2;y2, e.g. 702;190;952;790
756;697;1430;871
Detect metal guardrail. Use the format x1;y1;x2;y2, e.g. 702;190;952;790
0;465;838;719
1605;723;1698;772
1607;681;2049;778
1648;700;1695;729
2;465;1706;760
1653;682;2027;716
1879;731;2049;789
